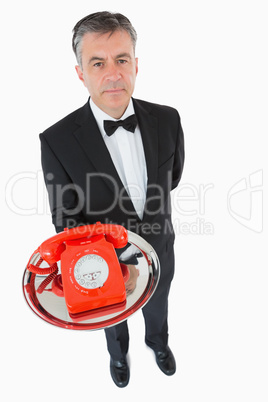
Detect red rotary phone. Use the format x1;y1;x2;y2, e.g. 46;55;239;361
27;223;129;321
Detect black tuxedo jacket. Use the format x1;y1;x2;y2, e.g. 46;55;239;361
40;97;184;258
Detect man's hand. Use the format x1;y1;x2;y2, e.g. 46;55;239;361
125;265;140;295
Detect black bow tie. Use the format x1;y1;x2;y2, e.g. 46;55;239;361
103;114;138;136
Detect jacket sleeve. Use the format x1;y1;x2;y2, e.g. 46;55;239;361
40;133;86;233
172;111;185;190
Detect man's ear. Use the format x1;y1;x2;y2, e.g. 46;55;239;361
75;65;86;86
135;57;139;75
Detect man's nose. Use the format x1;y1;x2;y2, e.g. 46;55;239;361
105;64;122;81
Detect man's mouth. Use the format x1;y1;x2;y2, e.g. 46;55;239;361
102;88;125;94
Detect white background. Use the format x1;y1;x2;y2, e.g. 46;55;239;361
1;0;267;400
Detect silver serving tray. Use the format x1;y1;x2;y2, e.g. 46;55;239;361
22;231;160;330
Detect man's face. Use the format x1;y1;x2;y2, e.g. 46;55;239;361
75;30;138;119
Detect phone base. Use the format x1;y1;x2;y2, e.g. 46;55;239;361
69;299;127;322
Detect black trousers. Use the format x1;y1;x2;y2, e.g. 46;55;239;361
104;243;175;360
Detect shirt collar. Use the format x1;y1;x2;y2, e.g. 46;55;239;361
89;97;135;138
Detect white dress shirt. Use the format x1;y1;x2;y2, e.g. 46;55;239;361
90;98;148;220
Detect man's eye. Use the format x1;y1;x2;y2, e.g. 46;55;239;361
118;59;127;64
93;62;103;67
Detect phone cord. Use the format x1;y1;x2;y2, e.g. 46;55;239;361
28;257;59;294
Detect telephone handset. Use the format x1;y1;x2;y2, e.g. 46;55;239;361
27;223;129;320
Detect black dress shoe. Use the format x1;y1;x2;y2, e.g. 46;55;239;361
155;346;176;376
110;358;130;388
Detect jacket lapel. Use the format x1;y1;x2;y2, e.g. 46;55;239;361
73;101;122;189
133;99;159;213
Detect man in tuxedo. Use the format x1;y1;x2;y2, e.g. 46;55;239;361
40;11;184;387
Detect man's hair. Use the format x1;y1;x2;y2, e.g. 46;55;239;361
72;11;137;68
